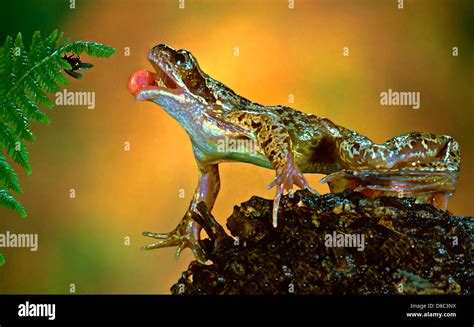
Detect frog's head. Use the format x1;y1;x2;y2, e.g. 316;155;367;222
128;44;216;110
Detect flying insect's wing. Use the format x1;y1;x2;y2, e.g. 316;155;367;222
78;63;94;70
65;70;83;79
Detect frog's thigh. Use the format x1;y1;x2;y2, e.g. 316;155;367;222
383;133;460;170
338;132;460;171
329;132;461;210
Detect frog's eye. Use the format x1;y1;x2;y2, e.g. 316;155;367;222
175;52;187;66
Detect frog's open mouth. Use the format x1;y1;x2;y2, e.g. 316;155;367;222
128;62;183;99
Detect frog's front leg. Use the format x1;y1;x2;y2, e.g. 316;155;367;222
228;111;316;227
142;162;220;263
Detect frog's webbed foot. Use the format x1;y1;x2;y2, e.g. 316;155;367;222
142;212;206;263
321;168;458;210
268;158;318;228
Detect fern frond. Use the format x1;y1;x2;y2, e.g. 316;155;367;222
15;94;49;124
3;102;35;142
0;122;31;174
0;155;21;193
0;30;115;218
0;189;26;218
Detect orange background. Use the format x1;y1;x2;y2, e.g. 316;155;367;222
0;0;472;293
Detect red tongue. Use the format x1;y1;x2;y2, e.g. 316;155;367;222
127;70;157;96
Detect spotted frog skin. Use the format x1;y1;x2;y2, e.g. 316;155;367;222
128;44;461;263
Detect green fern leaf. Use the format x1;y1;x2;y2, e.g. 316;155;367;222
2;102;35;142
0;189;26;217
0;30;115;218
0;155;22;193
0;122;31;174
44;59;69;86
15;94;49;124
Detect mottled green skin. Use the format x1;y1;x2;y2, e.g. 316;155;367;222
134;44;461;263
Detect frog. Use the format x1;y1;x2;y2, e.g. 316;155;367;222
128;44;461;263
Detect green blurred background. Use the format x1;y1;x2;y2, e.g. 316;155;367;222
0;0;473;293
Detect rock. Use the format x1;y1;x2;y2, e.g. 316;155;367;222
171;190;472;295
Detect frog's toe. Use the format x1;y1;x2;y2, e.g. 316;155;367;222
268;158;313;191
142;231;169;240
268;158;315;227
142;214;206;263
320;170;348;184
141;231;177;249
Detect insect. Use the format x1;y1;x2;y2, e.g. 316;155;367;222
62;53;93;79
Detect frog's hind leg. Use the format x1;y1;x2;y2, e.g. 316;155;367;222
323;168;457;210
383;133;461;173
326;132;461;210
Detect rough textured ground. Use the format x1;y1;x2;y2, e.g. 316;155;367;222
171;190;472;295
